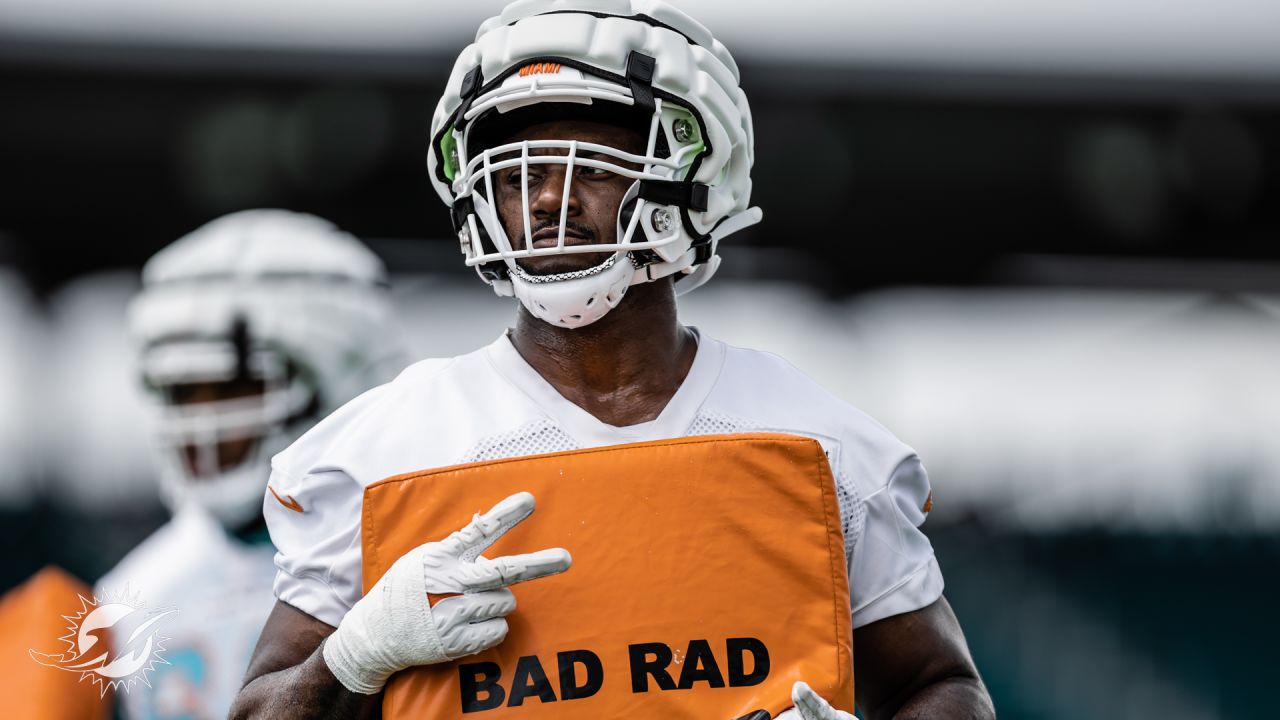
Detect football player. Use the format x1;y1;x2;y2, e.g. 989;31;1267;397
233;3;994;719
97;209;404;719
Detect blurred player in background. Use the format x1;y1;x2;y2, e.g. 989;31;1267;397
97;209;405;720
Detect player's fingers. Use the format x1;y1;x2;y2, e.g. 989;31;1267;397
456;548;573;592
442;492;537;559
443;616;510;659
491;548;574;585
792;681;846;720
433;588;517;625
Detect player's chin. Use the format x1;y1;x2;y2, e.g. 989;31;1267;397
515;252;614;277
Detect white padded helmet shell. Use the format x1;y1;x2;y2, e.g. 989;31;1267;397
427;0;760;328
128;209;405;527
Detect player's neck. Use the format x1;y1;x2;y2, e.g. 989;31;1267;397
510;280;696;427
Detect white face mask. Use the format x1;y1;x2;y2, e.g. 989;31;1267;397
142;346;317;529
462;134;674;329
151;425;296;529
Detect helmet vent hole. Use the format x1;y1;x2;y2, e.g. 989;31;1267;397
586;296;596;307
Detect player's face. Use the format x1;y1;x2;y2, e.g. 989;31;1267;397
165;377;265;478
491;119;646;276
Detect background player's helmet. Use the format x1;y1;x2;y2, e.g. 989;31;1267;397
128;209;404;528
427;0;761;329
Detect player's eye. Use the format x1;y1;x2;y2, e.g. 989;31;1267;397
503;169;539;188
575;165;610;178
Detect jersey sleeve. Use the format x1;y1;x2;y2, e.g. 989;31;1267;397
264;464;364;628
847;455;944;628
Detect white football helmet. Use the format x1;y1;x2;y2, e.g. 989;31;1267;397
427;0;761;329
128;209;404;528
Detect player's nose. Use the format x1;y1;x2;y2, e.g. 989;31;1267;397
529;165;582;219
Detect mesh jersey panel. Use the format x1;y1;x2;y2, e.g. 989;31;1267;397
457;412;865;560
686;409;752;437
831;457;866;556
459;419;579;463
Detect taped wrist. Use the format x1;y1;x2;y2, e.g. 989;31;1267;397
322;602;396;695
322;550;452;694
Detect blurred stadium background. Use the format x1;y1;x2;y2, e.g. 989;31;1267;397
2;1;1278;717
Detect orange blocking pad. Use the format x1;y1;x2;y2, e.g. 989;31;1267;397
0;566;112;720
363;433;854;719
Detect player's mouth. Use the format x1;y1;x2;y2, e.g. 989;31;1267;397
529;225;594;250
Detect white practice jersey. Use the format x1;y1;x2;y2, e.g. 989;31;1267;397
267;331;943;631
96;506;277;720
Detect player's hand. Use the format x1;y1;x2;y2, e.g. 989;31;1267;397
322;491;571;694
773;681;856;720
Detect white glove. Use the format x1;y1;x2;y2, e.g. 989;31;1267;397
322;491;571;694
774;681;856;720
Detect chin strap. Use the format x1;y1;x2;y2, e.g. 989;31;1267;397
711;206;763;244
625;52;657;113
637;180;710;212
681;207;763;294
630;206;762;293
